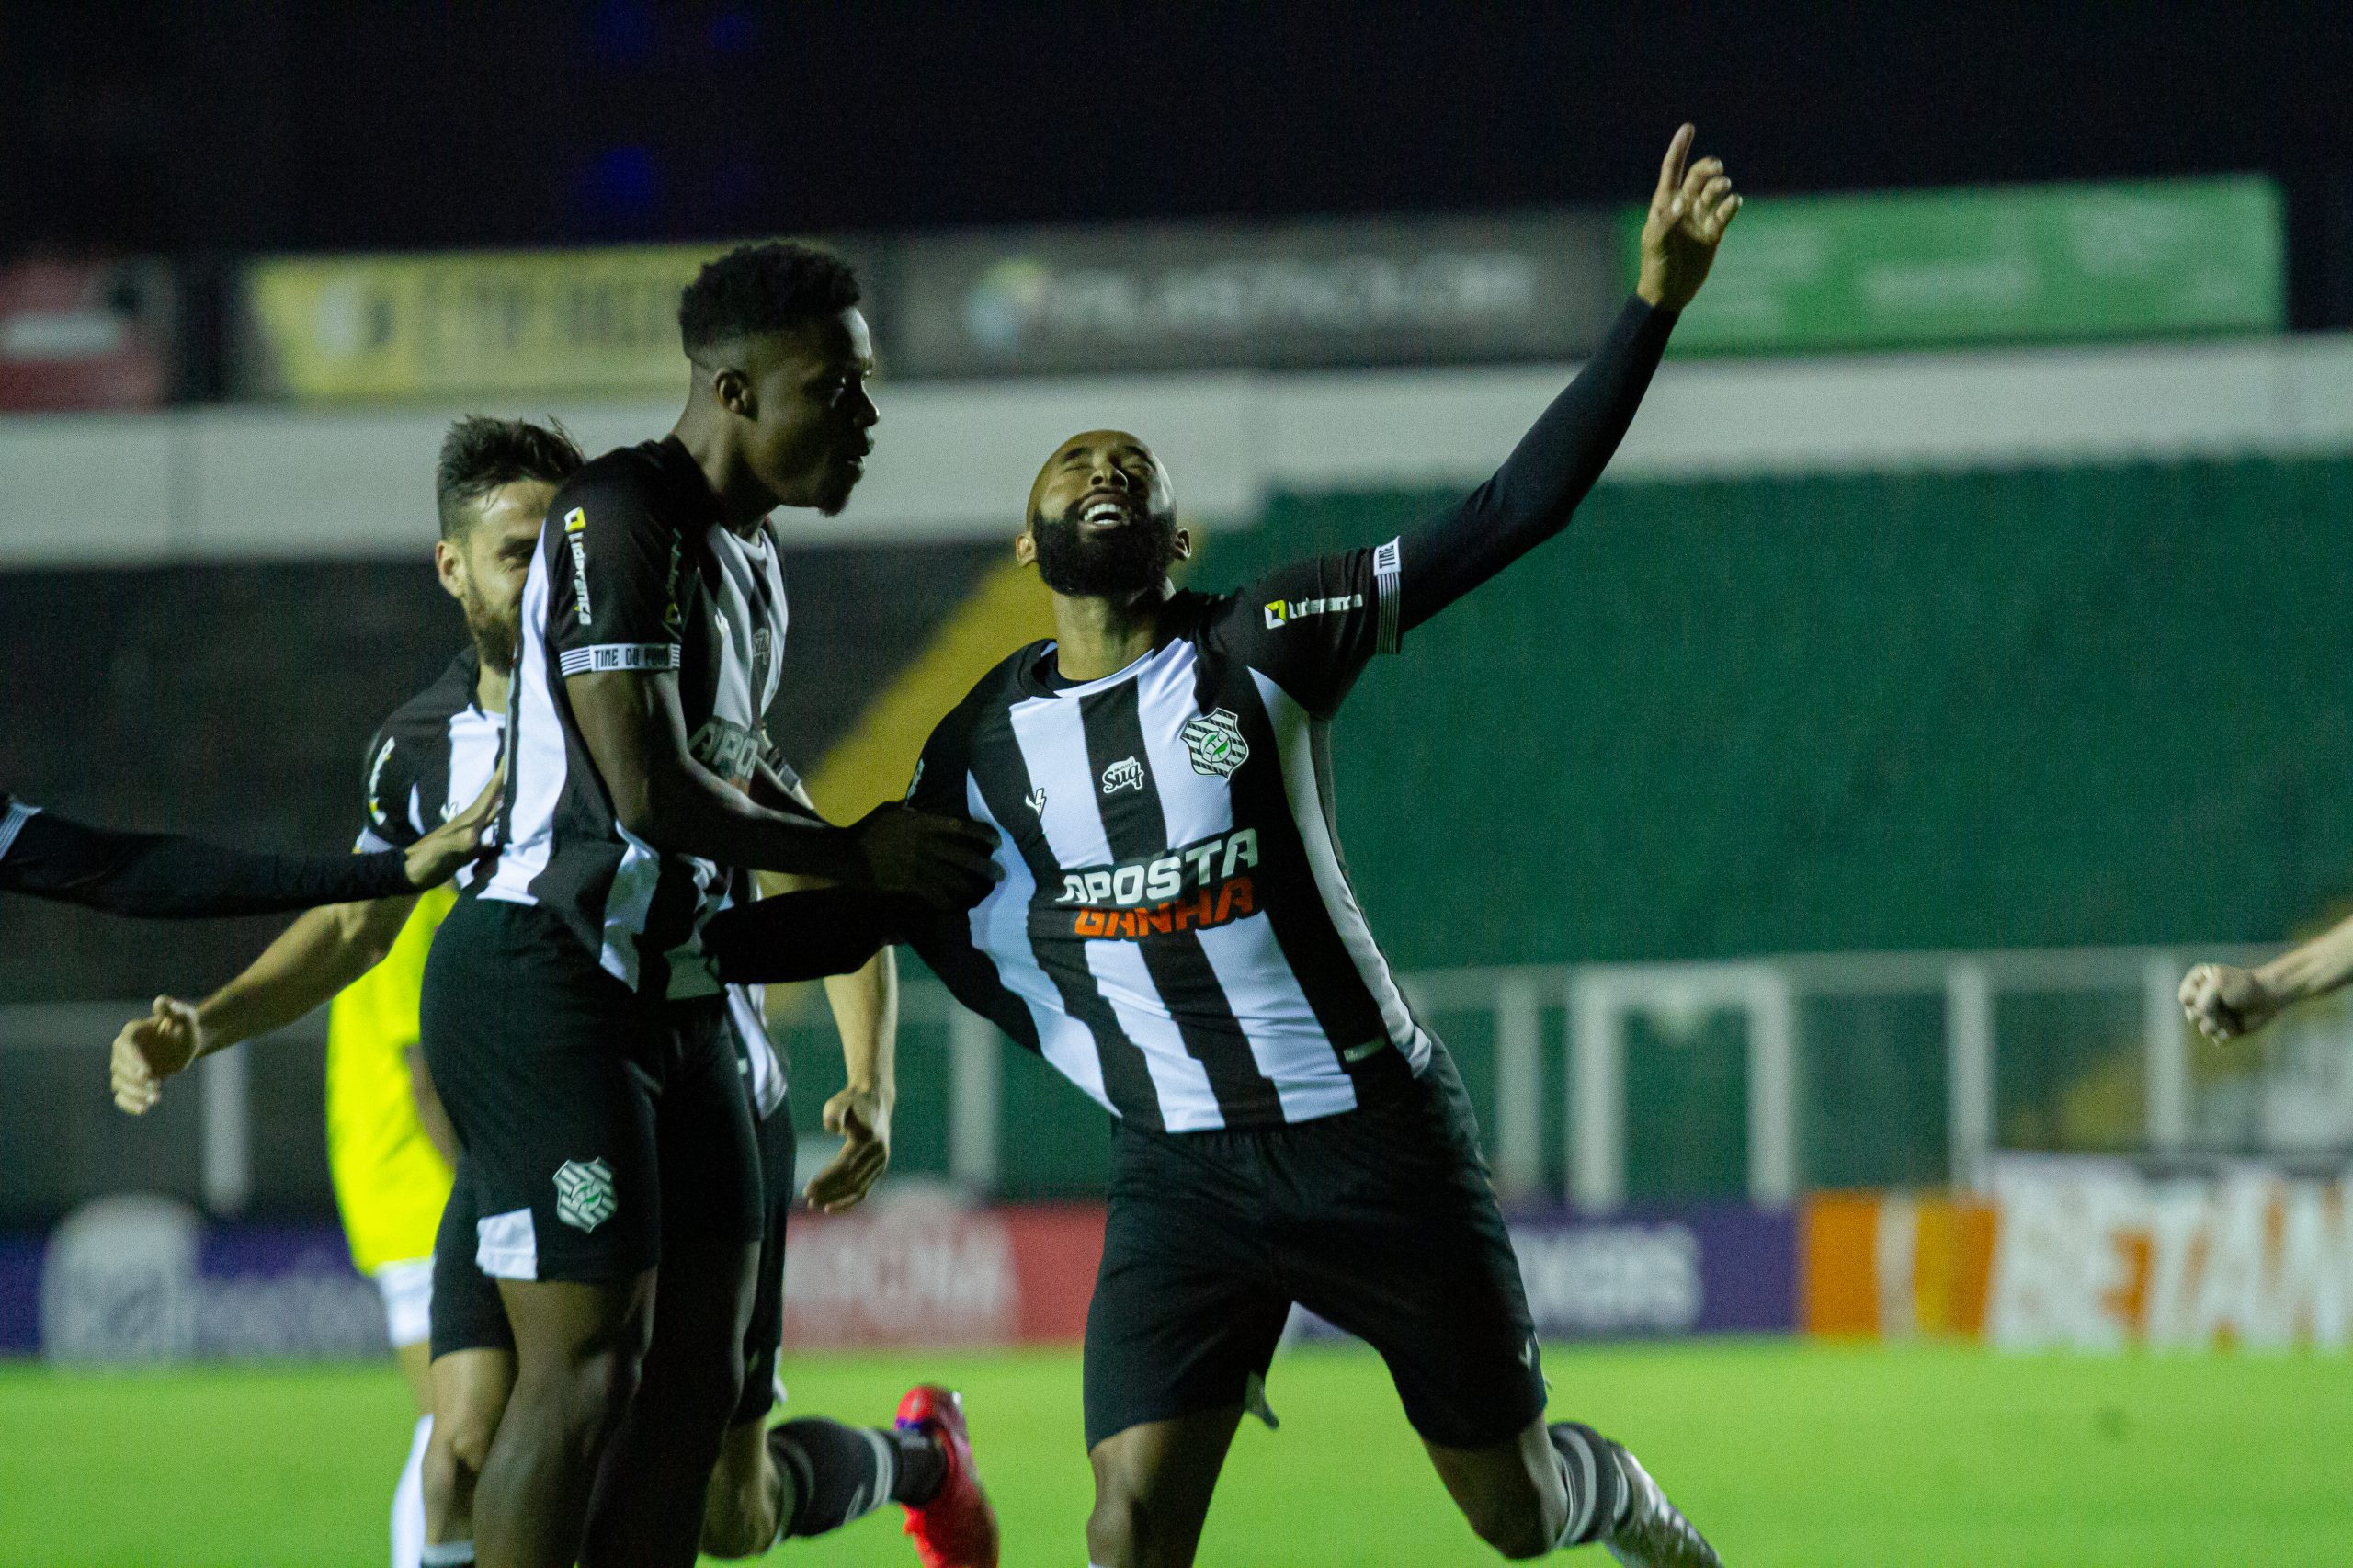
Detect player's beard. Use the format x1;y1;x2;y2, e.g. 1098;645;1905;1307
463;589;521;676
1029;505;1179;597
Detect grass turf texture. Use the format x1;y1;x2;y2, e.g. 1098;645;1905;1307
2;1341;2347;1567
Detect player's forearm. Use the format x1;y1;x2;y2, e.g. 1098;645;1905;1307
1;811;413;917
1396;295;1677;632
2255;915;2353;1006
825;947;898;1100
633;756;865;881
193;896;415;1053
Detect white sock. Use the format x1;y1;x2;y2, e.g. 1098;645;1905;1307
419;1544;475;1567
392;1415;432;1568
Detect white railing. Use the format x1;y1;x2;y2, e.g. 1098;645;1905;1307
0;940;2286;1215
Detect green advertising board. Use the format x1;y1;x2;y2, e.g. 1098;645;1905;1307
1631;175;2283;355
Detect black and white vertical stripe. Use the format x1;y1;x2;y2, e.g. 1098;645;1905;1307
938;634;1431;1131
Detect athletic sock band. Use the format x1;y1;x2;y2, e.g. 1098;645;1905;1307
418;1543;475;1567
769;1418;938;1539
1548;1422;1626;1548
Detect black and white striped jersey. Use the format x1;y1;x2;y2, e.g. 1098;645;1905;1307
359;643;787;1114
353;649;505;881
479;437;790;1000
904;540;1434;1133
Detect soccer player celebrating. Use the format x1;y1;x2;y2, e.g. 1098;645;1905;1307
714;125;1740;1566
428;243;997;1568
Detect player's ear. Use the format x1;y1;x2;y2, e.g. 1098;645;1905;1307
1014;528;1038;568
711;365;755;419
432;538;466;603
1172;526;1192;562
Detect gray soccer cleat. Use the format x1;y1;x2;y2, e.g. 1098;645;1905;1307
1601;1440;1722;1568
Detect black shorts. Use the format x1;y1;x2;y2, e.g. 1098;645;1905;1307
420;894;760;1284
430;1099;797;1430
1082;1046;1544;1452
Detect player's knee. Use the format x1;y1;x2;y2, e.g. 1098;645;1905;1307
1086;1471;1179;1566
431;1398;500;1493
1460;1481;1556;1561
516;1341;642;1457
697;1425;778;1558
697;1488;774;1561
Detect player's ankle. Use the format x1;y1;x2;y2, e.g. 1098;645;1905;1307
891;1426;949;1507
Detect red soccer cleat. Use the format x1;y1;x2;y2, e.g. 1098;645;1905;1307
894;1384;999;1568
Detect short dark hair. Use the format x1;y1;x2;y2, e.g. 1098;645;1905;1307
434;416;585;540
678;241;861;361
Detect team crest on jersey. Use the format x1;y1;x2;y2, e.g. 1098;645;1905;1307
1100;756;1146;795
1181;709;1250;778
553;1158;616;1233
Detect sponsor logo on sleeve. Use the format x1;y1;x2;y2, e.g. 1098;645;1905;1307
552;1158;616;1233
564;508;594;625
1099;756;1146;795
1180;708;1250;778
1263;592;1362;631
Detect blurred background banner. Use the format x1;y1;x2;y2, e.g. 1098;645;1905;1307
889;210;1621;376
1646;175;2285;356
1803;1158;2353;1351
237;237;879;402
0;256;174;411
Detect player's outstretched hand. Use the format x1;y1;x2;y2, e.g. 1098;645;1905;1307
2179;961;2280;1044
110;995;205;1113
404;767;505;889
848;801;1000;910
804;1085;892;1213
1638;122;1741;312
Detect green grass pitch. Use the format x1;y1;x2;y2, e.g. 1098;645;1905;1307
4;1341;2347;1566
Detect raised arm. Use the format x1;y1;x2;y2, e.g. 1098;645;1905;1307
1397;123;1740;633
2181;915;2353;1045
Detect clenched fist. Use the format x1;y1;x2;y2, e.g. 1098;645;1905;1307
2178;962;2280;1045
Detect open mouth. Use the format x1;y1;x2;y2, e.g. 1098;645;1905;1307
1080;494;1131;528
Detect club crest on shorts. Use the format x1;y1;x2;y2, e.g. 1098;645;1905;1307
553;1158;616;1233
1100;756;1146;795
1181;709;1250;778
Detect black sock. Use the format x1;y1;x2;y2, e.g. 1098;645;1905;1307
768;1418;948;1538
1548;1422;1629;1547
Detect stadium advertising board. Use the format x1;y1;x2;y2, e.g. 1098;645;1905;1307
238;238;878;402
0;257;175;410
779;1195;1103;1350
1803;1156;2353;1350
1647;175;2283;355
892;210;1622;376
6;1198;381;1362
1293;1207;1799;1344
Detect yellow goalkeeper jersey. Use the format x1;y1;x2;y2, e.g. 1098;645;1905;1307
325;881;459;1275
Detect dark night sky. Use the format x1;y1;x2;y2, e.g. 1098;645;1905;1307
4;3;2350;315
